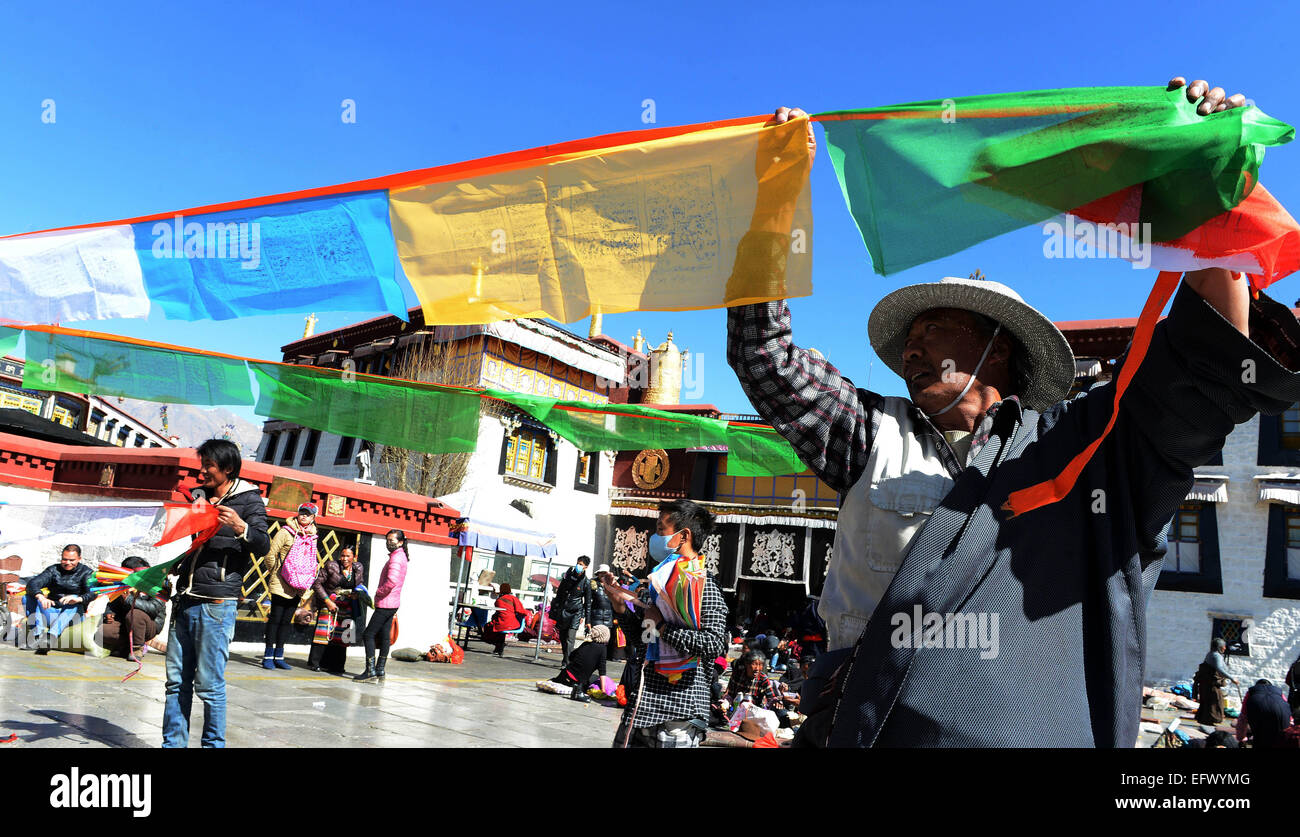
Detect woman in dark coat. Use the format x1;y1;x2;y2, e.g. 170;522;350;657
544;624;610;702
484;583;529;657
308;546;364;673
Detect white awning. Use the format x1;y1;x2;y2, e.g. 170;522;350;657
437;488;558;558
1187;475;1229;503
1257;474;1300;505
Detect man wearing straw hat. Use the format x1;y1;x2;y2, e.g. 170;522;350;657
726;78;1300;747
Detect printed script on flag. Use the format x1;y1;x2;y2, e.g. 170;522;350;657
389;117;814;324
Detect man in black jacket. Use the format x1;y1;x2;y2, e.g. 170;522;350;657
24;543;93;654
162;439;269;749
550;556;591;668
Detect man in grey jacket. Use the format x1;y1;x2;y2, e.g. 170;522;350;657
726;77;1300;746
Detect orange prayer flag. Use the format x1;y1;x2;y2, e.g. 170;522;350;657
154;502;221;548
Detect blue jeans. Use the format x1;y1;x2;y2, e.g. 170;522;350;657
24;598;81;643
163;599;237;748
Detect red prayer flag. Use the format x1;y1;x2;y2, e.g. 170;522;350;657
154;502;221;548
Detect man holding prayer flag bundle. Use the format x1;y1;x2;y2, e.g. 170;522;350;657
726;78;1300;747
162;439;269;748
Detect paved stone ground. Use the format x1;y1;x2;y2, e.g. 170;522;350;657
0;637;626;748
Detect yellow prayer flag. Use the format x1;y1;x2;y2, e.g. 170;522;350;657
389;116;813;324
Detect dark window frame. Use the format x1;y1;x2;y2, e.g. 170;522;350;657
300;429;322;467
279;430;300;466
261;432;279;464
335;436;357;466
1264;504;1300;599
573;450;600;494
1259;408;1300;468
1212;618;1250;657
1155;501;1223;594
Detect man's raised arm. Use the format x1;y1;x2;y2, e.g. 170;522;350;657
724;107;878;494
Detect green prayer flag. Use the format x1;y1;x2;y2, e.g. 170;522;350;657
487;389;805;476
817;86;1294;275
21;331;254;405
122;554;185;597
251;363;481;454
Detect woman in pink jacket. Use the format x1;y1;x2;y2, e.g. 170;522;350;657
355;529;408;682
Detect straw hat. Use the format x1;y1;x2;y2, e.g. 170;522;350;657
868;276;1075;412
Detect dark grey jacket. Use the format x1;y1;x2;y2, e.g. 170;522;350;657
814;286;1300;747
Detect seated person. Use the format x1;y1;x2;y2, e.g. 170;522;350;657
545;624;610;702
98;556;166;659
726;649;796;727
708;657;729;729
484;583;529;657
780;651;816;709
24;544;93;654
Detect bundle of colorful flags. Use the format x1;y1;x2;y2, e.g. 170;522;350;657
646;553;707;683
816;85;1297;516
88;503;220;601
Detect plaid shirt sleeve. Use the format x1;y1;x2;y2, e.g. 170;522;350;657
725;232;880;494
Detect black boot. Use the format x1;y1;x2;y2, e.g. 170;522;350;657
569;682;591;703
353;657;377;682
308;644;324;672
375;654;387;679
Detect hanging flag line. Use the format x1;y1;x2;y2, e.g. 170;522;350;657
0;322;805;477
5;85;1297;512
0;112;811;327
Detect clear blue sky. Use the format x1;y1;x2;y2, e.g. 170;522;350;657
2;0;1296;422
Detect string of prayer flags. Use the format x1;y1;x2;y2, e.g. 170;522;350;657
18;326;255;406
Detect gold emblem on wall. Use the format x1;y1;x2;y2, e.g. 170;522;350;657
631;449;669;490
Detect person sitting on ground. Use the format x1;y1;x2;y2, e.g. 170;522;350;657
780;652;816;709
708;656;729;729
1236;679;1294;748
24;544;93;655
484;583;529;658
99;556;166;659
542;624;610;702
726;649;796;728
1187;730;1240;749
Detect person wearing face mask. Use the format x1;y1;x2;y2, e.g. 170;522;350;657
354;529;407;683
603;499;729;748
549;556;591;669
